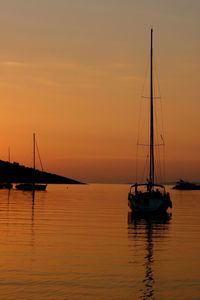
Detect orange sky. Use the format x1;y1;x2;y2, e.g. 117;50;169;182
0;1;200;183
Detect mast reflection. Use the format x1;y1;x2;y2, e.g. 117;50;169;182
31;190;35;223
128;212;171;299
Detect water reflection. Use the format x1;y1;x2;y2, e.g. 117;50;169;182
31;190;35;223
23;190;36;246
5;189;11;227
128;212;171;299
6;188;11;209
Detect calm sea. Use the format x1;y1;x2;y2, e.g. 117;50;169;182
0;184;199;299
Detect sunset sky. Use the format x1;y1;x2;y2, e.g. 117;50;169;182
0;0;200;183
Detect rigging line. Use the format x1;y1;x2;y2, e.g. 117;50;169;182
155;148;162;183
157;133;165;183
35;139;44;172
138;91;149;150
155;96;165;183
155;146;162;182
140;104;149;144
141;153;149;183
136;141;139;182
154;51;165;144
150;83;162;182
153;52;166;183
141;54;150;98
154;105;159;182
155;140;165;184
159;100;166;182
136;55;150;181
137;49;151;146
142;96;161;99
154;51;167;183
136;99;143;181
162;140;167;184
160;134;165;146
154;55;162;99
137;143;165;146
154;105;161;182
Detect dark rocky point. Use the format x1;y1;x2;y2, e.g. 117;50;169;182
0;160;84;184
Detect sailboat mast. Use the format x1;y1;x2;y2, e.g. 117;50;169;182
8;146;10;163
33;133;36;171
149;28;154;184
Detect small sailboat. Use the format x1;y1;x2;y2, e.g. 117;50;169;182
128;29;172;214
16;133;47;191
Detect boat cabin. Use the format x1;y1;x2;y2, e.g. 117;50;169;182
129;183;166;198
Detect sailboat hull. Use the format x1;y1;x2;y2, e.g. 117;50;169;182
0;183;13;189
16;183;47;191
128;191;172;214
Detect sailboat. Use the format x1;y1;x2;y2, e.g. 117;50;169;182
128;29;172;214
16;133;47;191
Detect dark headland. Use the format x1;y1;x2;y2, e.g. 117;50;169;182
0;160;84;184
